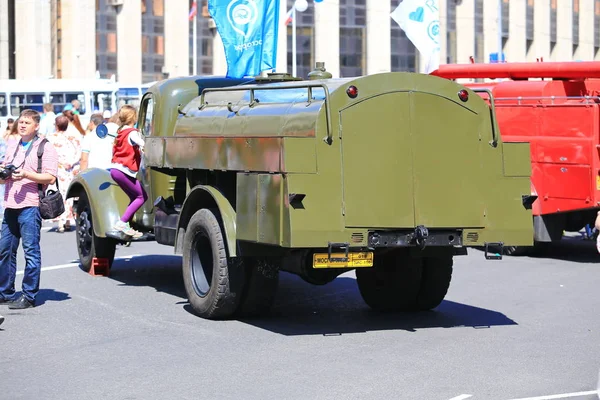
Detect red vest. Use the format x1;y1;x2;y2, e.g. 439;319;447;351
112;127;141;172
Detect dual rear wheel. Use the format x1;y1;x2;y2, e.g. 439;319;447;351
355;250;453;312
181;209;279;320
182;208;453;319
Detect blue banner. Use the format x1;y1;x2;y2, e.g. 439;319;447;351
208;0;280;79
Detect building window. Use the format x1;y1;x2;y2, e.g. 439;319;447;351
573;0;579;47
390;1;417;71
189;0;214;76
550;0;557;45
474;0;484;63
95;0;118;80
287;0;314;79
142;0;165;83
501;0;509;37
526;0;534;41
339;0;366;78
446;0;457;64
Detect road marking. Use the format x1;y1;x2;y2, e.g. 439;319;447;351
16;263;78;275
15;255;146;275
508;390;598;400
448;395;472;400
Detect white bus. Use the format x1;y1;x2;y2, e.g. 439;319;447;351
0;78;119;131
116;81;157;109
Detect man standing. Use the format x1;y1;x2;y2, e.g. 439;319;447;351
0;109;58;309
80;113;118;171
38;103;57;137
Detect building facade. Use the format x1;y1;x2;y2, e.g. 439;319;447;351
0;0;600;83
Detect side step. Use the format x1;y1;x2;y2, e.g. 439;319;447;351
105;231;155;244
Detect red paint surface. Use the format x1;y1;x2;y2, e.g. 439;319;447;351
433;61;600;216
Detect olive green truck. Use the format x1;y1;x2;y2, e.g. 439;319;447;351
67;64;535;320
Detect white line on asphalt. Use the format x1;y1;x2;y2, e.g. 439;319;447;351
16;263;78;275
508;390;598;400
448;395;472;400
15;254;145;275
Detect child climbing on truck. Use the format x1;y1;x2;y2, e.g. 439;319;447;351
109;105;147;239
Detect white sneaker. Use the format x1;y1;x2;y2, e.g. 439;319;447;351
0;315;4;326
114;220;143;239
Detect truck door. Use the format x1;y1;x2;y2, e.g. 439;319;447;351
339;91;486;229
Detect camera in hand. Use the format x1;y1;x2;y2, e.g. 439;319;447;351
0;164;17;180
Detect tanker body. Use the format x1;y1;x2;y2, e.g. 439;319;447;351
432;61;600;254
67;66;534;320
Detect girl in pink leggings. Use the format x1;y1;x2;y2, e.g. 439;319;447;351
109;105;147;239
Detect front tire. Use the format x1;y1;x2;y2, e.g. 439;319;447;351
182;209;245;319
75;191;116;272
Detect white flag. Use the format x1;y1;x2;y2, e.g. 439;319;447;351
391;0;441;73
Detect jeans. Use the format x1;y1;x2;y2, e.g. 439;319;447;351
0;207;42;302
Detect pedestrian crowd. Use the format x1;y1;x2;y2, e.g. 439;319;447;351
0;101;146;326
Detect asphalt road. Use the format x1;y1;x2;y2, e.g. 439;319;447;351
1;223;600;400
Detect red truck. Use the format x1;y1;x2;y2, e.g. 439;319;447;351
431;61;600;254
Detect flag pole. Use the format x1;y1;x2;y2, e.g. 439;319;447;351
292;5;297;77
193;4;198;76
497;0;502;63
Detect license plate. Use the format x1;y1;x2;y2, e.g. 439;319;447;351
312;252;374;269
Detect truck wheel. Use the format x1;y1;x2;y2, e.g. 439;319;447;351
182;209;245;319
355;251;422;311
76;191;116;272
414;256;453;311
503;246;531;256
236;257;279;317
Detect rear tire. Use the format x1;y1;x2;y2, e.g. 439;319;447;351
182;209;245;319
503;245;531;256
415;256;453;311
75;191;116;272
356;251;422;311
356;251;453;312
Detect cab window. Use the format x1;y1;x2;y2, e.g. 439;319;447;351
139;94;154;137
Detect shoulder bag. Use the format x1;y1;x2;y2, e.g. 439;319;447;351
37;138;65;219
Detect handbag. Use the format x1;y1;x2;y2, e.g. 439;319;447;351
37;139;65;220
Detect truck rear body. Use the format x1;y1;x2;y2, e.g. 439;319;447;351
144;72;533;251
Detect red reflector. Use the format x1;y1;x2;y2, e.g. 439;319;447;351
347;85;358;98
458;89;469;102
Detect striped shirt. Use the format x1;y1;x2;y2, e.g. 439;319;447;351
3;136;59;209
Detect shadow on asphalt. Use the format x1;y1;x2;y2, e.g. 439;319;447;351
104;254;517;336
472;236;600;264
233;273;518;336
108;254;187;299
36;288;71;306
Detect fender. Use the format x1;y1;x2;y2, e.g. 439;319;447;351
66;168;131;238
175;185;237;257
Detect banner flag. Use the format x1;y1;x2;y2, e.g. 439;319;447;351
189;1;198;21
391;0;440;73
208;0;281;79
